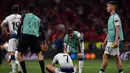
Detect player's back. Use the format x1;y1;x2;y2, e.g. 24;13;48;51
4;14;21;34
22;13;40;37
53;53;73;68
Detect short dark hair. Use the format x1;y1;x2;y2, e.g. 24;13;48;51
107;1;117;7
12;4;19;13
27;4;35;13
67;28;73;34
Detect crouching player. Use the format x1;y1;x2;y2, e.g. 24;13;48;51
64;28;84;73
46;53;77;73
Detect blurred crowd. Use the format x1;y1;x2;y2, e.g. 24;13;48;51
0;0;130;50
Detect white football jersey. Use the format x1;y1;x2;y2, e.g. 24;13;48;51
52;53;73;68
2;14;21;34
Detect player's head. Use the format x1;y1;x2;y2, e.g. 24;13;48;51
12;4;19;13
106;1;117;13
67;28;74;39
27;4;35;13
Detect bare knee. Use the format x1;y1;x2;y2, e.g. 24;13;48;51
103;54;108;59
46;64;55;73
37;51;44;60
115;55;122;63
46;64;52;69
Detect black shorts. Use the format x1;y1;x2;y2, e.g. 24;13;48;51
18;34;41;54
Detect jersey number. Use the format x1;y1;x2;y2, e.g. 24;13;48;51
12;22;19;31
63;55;69;62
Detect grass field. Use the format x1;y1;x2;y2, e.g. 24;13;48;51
0;59;130;73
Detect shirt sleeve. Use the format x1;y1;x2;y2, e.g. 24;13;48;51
52;55;58;66
2;17;8;26
77;33;81;39
114;15;120;26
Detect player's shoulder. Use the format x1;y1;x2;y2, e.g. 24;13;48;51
64;34;68;39
8;14;21;18
55;53;68;57
55;53;63;56
17;14;22;18
74;31;80;36
113;13;120;18
74;31;80;34
4;14;12;19
33;14;40;20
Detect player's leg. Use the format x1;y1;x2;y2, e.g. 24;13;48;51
99;53;108;73
78;42;84;73
0;46;2;65
99;42;112;73
46;64;60;73
37;51;45;73
8;38;17;73
112;47;123;73
18;36;28;73
30;38;45;73
73;65;77;73
15;50;22;73
114;55;123;73
18;52;27;73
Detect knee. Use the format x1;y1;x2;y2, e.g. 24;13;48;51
46;64;53;72
103;54;108;59
46;64;51;69
37;52;44;60
113;55;118;60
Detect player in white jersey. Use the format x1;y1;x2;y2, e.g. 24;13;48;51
0;5;22;73
46;53;77;73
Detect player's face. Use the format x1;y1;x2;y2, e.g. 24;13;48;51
68;32;74;40
106;4;113;13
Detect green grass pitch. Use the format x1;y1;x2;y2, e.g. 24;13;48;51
0;59;130;73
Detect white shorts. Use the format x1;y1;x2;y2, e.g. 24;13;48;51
55;68;76;73
104;42;120;56
8;38;18;52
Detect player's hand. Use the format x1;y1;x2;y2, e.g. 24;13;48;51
78;52;83;58
44;44;48;50
41;44;48;51
113;40;119;48
102;42;106;49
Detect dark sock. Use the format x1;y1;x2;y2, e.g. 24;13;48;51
39;60;45;73
100;69;105;72
119;69;123;73
20;61;27;73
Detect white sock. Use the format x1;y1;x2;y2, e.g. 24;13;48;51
18;62;22;71
15;60;21;71
78;61;83;73
99;71;104;73
11;60;16;72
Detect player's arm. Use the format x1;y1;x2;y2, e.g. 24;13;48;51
39;20;48;51
52;55;58;66
104;35;108;44
18;14;25;37
114;15;120;46
77;33;83;53
63;36;68;53
0;19;8;34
